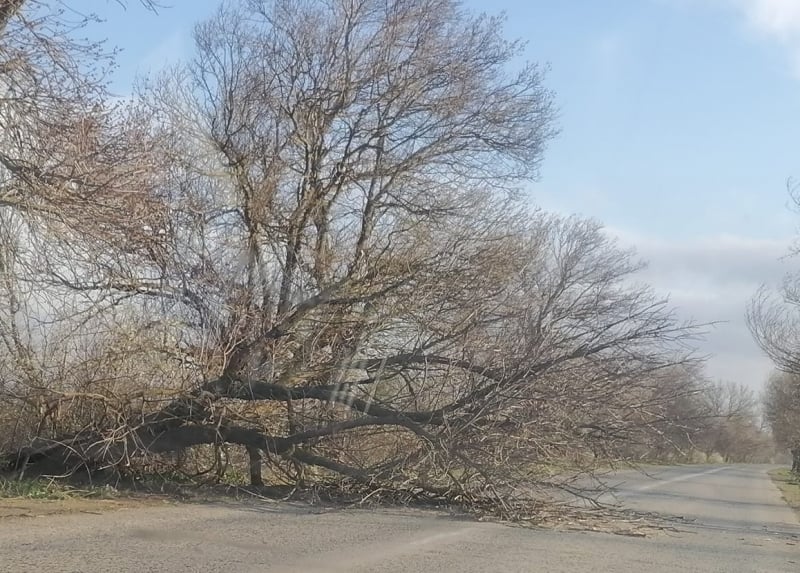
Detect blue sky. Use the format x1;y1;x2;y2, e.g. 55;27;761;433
70;0;800;389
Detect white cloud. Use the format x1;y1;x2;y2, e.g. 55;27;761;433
663;0;800;75
741;0;800;37
733;0;800;74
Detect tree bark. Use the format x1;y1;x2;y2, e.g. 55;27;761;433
246;446;263;486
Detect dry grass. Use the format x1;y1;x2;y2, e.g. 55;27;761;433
768;468;800;518
0;477;168;519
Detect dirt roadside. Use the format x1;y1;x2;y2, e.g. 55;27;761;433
0;494;172;520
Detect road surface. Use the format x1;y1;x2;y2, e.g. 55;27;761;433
0;465;798;572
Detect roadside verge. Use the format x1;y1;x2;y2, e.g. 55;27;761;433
768;468;800;519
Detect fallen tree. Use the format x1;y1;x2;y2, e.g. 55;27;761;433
1;0;708;518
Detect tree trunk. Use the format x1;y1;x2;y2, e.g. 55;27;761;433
246;446;263;486
792;448;800;475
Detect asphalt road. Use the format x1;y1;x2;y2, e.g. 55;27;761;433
0;465;798;572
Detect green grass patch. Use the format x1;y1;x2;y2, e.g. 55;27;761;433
0;477;71;499
0;477;117;500
768;468;800;517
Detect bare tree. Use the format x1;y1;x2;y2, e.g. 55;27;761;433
746;183;800;471
0;0;167;465
747;288;800;375
745;178;800;375
764;371;800;473
690;381;775;463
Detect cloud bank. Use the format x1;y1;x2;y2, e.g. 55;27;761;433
609;228;792;388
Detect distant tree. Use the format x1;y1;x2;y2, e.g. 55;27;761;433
763;372;800;473
696;381;775;463
747;183;800;472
